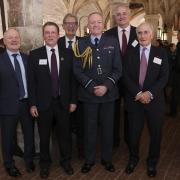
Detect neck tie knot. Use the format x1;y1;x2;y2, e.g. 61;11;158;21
68;40;73;49
12;53;18;58
94;37;99;46
51;48;55;53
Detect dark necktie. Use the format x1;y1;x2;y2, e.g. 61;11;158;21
68;40;73;49
12;54;25;98
139;48;148;89
51;49;59;97
94;37;99;46
121;29;127;56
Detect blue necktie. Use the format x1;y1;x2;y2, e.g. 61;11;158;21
94;37;99;46
68;40;73;49
12;54;25;98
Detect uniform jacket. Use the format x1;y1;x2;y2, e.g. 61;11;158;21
73;34;122;103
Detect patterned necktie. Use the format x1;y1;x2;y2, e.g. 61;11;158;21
139;48;148;89
12;54;25;98
68;40;73;49
121;29;127;56
51;49;59;97
94;37;99;46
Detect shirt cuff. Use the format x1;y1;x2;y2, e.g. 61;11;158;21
147;91;154;99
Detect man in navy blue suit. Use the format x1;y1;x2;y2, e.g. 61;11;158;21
123;22;169;177
0;28;34;177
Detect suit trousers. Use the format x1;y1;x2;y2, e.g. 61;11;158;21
0;99;34;168
37;97;71;168
83;101;114;164
128;108;164;166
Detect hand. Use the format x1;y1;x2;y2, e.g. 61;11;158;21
30;106;39;117
94;85;107;96
69;104;77;113
139;91;151;104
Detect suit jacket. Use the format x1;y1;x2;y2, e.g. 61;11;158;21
73;34;122;103
0;51;28;115
105;25;137;61
58;36;81;50
27;45;77;111
123;45;169;113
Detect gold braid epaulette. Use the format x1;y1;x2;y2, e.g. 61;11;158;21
73;41;92;68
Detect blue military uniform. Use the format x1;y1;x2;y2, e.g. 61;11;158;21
73;33;122;164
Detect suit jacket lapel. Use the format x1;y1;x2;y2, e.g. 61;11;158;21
144;46;154;86
3;52;17;80
134;46;141;83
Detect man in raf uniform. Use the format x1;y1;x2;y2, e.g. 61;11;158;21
73;12;122;173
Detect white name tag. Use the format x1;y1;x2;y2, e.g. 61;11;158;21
153;57;162;65
132;40;138;47
39;59;47;65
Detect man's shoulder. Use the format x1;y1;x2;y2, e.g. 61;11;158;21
30;46;46;55
104;27;117;36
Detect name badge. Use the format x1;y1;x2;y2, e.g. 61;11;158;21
39;59;47;65
153;57;162;65
132;40;138;47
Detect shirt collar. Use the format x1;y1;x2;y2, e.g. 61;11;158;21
140;44;151;51
118;25;130;33
46;44;58;52
65;36;76;43
6;49;20;57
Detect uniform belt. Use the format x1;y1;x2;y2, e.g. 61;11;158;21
19;98;28;103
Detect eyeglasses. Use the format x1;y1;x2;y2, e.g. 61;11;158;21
64;22;78;26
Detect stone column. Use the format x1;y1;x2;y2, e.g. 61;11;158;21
144;14;160;41
109;0;129;27
7;0;43;53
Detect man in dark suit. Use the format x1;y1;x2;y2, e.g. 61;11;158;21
28;21;77;178
74;12;122;173
0;28;34;177
123;22;169;177
169;30;180;117
58;13;79;49
58;13;84;158
105;3;138;147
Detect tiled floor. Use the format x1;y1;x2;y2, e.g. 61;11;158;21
0;115;180;180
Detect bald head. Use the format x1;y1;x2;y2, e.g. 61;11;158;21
3;28;21;52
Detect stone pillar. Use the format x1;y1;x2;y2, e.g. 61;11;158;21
7;0;43;53
144;14;160;41
109;0;129;27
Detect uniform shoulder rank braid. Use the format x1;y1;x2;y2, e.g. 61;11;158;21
73;40;92;69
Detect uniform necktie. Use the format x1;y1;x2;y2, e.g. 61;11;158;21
12;54;25;98
121;29;127;56
94;37;99;46
51;49;59;97
139;48;148;89
68;40;73;49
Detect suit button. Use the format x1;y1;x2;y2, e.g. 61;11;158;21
97;56;100;59
96;48;99;51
